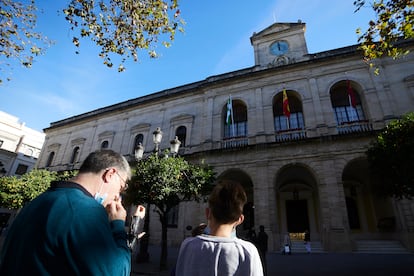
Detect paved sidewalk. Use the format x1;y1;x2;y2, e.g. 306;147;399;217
131;245;414;276
131;245;178;276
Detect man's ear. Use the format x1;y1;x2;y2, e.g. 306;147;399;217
102;168;114;183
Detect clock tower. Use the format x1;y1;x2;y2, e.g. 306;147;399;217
250;21;309;68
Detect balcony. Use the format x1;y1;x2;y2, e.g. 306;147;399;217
337;120;373;135
222;136;248;149
275;128;307;142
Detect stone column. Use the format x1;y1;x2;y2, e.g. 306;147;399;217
395;199;414;250
315;158;352;252
251;161;277;251
252;88;267;144
202;96;214;147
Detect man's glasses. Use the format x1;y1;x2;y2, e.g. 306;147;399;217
115;171;129;192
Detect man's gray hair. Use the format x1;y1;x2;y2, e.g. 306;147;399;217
79;149;130;179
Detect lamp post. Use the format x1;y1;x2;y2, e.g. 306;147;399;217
170;136;181;157
134;127;181;263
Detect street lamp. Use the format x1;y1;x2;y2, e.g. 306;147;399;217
135;127;181;263
170;136;181;157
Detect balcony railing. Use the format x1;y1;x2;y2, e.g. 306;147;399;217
275;128;307;142
337;120;372;134
222;136;248;149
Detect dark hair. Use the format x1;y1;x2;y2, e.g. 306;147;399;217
208;180;247;224
79;149;130;178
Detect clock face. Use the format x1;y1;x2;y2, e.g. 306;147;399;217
270;41;289;56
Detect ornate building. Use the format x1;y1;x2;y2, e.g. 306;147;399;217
37;22;414;252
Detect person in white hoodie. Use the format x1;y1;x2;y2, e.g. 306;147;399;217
175;180;263;276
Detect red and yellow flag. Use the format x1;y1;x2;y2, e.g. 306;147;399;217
347;80;357;108
283;89;290;118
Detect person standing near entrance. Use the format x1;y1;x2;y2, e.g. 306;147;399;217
282;232;292;255
256;225;269;275
304;229;311;253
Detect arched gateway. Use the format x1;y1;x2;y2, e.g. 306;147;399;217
276;164;320;246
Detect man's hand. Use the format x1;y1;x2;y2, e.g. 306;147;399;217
106;200;127;221
134;205;146;219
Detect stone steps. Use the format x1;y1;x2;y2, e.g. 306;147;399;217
285;240;412;254
288;240;324;254
354;240;411;254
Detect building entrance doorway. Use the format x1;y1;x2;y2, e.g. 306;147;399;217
286;200;309;237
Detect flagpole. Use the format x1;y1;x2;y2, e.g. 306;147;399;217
282;88;290;129
347;79;359;120
230;95;235;137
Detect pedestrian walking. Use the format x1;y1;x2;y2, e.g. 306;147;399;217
282;232;292;255
304;229;311;253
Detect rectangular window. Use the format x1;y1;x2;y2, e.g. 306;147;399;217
15;164;29;175
224;122;247;138
167;205;179;228
274;112;304;131
334;106;364;124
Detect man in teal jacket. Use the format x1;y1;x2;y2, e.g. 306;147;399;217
0;149;145;275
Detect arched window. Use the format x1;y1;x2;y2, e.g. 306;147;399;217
132;134;144;154
223;99;247;138
273;91;305;131
70;147;80;164
175;126;186;147
101;140;109;149
46;152;55;167
330;80;365;124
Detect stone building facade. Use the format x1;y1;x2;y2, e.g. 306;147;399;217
37;22;414;252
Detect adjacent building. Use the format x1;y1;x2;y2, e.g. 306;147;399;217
0;111;45;177
37;22;414;252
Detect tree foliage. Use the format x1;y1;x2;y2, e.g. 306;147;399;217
63;0;184;72
0;0;53;84
126;153;215;208
0;169;56;209
366;112;414;199
124;152;215;269
0;0;184;83
354;0;413;73
0;169;78;209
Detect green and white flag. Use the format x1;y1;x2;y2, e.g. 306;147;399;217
226;96;233;125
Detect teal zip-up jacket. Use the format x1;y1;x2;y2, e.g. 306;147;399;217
0;181;131;275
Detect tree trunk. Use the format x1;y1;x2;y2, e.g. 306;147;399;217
159;212;168;271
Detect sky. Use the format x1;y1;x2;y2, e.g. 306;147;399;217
1;0;376;132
